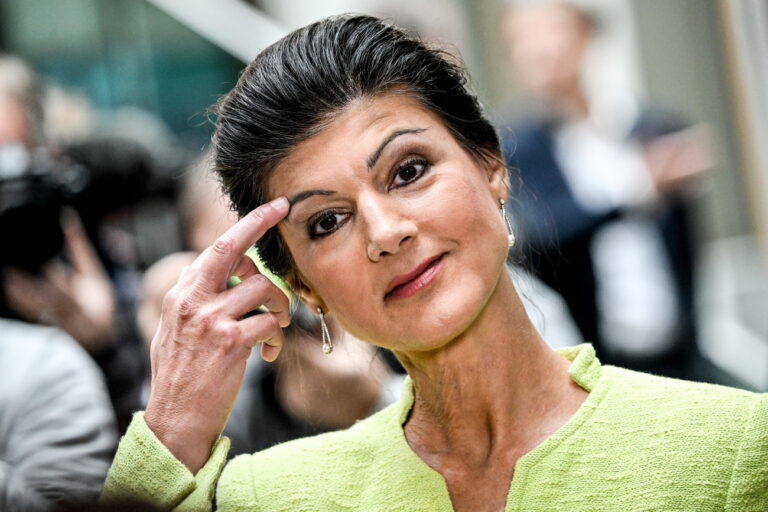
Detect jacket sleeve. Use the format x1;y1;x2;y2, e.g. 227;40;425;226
101;412;230;512
0;327;117;512
725;393;768;512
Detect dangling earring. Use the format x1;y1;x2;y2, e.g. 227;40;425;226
317;307;333;354
499;199;515;248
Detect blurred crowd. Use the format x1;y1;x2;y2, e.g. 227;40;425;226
0;2;749;511
500;2;717;378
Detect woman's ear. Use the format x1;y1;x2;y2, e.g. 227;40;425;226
485;156;510;201
285;271;327;314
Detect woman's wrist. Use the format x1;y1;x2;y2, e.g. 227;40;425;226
144;403;219;475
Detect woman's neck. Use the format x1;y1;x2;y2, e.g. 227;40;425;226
395;273;585;467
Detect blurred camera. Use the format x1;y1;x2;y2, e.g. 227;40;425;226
0;143;87;271
0;137;156;272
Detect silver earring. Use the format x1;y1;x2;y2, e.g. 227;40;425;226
499;199;515;248
317;307;333;354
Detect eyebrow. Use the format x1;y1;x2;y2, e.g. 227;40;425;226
287;189;336;207
366;127;427;169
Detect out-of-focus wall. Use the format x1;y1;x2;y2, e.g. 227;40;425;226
719;0;768;246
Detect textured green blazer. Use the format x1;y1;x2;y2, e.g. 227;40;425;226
102;344;768;511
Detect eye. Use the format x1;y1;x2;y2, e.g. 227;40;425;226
389;158;430;189
308;210;349;238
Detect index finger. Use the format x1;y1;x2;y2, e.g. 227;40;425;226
194;197;289;292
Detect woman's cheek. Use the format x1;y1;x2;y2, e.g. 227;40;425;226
433;176;489;229
313;248;373;312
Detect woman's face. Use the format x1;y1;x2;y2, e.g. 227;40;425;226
269;93;509;351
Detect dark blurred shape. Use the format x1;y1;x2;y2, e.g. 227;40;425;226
0;136;162;274
0;147;69;271
66;137;154;222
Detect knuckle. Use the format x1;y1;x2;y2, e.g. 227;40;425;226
195;304;218;332
215;323;240;351
250;273;270;290
216;322;235;343
276;291;290;309
244;274;271;300
248;207;266;222
162;288;179;312
249;313;280;342
177;293;200;321
212;234;234;256
268;294;289;318
263;312;280;332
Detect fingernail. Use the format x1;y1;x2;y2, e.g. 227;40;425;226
269;197;289;213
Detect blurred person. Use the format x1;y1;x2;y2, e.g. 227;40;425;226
0;53;118;348
0;317;117;512
0;55;167;432
103;16;766;511
0;54;118;511
500;2;716;379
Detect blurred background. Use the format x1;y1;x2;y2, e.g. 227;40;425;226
1;0;768;409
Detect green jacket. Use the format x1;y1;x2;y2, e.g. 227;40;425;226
102;344;768;511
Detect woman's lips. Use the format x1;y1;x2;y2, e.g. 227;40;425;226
385;253;446;301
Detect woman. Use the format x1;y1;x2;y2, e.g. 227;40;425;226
103;15;767;512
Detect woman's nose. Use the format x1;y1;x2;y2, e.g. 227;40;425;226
362;198;417;262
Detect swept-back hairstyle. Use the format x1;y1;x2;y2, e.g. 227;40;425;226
212;14;501;279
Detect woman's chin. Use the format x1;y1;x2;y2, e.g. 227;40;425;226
376;289;489;353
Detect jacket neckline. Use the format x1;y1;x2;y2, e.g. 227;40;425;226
379;343;609;511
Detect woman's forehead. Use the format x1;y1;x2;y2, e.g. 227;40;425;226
267;94;446;193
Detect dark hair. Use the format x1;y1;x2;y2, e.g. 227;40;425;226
212;14;502;279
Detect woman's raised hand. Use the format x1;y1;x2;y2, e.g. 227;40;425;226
144;197;291;474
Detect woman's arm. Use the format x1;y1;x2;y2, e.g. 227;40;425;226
101;413;229;512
